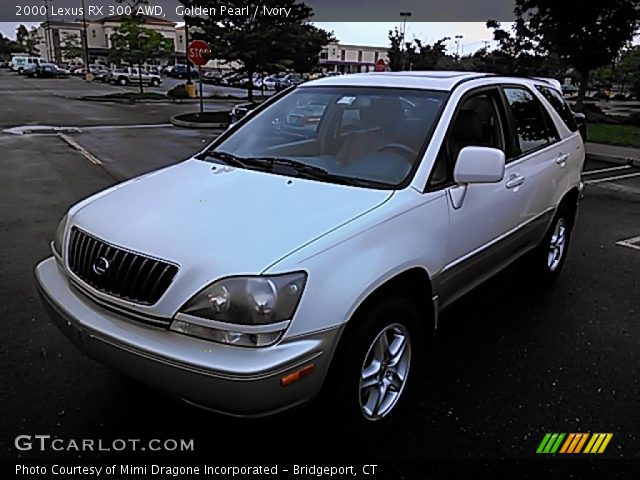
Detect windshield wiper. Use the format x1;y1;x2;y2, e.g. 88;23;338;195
197;150;259;169
248;157;391;187
246;157;331;177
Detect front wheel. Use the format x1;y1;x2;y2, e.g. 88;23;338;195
326;296;424;430
118;77;128;86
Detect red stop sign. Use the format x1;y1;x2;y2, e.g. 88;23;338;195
188;40;211;67
374;58;386;72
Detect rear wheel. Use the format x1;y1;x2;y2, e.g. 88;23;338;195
118;77;128;86
529;204;574;282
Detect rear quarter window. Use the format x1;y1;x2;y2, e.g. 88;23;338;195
535;85;579;133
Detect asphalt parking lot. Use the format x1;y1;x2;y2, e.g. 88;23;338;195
1;70;639;465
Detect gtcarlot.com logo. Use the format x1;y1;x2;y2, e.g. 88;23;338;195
536;433;613;455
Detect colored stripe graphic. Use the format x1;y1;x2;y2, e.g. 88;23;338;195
538;433;613;454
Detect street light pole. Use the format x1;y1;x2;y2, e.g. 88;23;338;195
399;11;412;71
454;34;464;60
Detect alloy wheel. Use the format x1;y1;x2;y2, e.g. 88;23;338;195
358;323;411;421
547;218;567;271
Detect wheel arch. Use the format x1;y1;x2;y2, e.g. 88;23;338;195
339;267;436;347
558;186;580;228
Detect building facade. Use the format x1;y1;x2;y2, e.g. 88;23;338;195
320;42;389;73
36;15;180;66
35;19;389;74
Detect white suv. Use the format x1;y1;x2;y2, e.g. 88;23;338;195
36;71;584;425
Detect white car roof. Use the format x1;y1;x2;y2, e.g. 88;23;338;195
304;71;556;92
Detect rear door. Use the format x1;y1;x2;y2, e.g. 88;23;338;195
499;85;565;247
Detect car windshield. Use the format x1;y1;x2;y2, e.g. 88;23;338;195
208;86;446;188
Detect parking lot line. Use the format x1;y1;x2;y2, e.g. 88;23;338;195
58;133;103;166
584;171;640;185
583;165;632;176
615;235;640;251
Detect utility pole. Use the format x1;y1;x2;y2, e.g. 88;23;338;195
43;0;53;62
184;19;193;87
399;11;412;71
81;0;91;79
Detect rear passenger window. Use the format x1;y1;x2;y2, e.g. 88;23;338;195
535;85;579;132
503;87;558;155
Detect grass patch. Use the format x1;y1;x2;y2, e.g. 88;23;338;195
587;124;640;148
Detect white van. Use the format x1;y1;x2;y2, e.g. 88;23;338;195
11;55;47;74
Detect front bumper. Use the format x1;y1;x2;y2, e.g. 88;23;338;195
35;257;340;417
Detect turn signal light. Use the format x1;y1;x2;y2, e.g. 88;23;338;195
280;364;315;386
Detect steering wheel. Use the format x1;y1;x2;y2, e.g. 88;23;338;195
376;143;417;160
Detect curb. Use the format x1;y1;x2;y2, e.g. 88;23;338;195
586;152;640;168
170;115;228;129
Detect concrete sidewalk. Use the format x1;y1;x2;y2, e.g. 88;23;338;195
586;142;640;167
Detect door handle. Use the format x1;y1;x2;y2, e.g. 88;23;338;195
505;174;525;189
556;153;569;166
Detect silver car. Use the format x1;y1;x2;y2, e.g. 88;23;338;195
36;71;584;426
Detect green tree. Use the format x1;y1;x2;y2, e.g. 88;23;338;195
512;0;640;110
109;18;173;93
387;28;407;71
15;25;40;55
0;33;25;58
483;21;565;77
178;0;332;101
60;32;84;62
15;25;29;46
387;29;454;72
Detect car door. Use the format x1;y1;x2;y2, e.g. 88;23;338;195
499;85;565;249
430;87;536;307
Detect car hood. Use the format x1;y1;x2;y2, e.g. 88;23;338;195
70;159;393;310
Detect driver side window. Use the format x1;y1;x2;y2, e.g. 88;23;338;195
429;89;506;187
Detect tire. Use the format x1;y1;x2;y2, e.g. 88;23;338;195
325;295;425;432
118;77;128;86
529;204;575;282
151;78;159;87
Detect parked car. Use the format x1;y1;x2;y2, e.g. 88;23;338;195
90;65;111;83
275;73;304;91
262;76;278;90
203;69;224;84
24;63;70;78
36;72;584;427
561;84;578;96
230;102;260;123
108;67;162;86
170;64;198;79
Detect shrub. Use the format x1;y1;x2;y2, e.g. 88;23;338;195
167;84;188;99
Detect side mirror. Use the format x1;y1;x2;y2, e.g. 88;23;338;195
453;146;505;184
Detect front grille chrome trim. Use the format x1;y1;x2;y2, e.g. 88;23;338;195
67;227;179;306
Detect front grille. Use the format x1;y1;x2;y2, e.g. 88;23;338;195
67;228;178;305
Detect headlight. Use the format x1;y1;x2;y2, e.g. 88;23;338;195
171;272;306;347
52;213;68;259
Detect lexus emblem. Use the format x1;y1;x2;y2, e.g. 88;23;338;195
92;256;110;275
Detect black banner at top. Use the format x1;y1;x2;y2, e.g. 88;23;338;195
2;0;516;23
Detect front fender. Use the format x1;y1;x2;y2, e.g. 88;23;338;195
268;189;450;338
